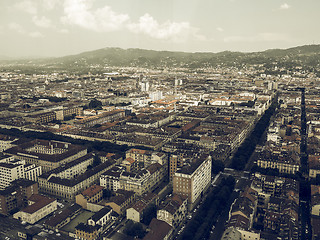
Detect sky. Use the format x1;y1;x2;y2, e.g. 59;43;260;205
0;0;319;58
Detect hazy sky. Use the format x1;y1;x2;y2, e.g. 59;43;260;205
1;0;319;58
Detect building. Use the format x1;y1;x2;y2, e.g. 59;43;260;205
76;184;104;210
309;155;320;178
75;222;101;240
38;160;114;200
106;189;135;215
55;105;83;120
0;179;38;215
13;194;57;224
256;151;300;174
44;203;82;230
143;218;172;240
26;111;57;124
0;154;42;190
5;139;87;173
169;153;184;180
125;148;167;168
88;206;113;227
126;192;158;222
173;154;211;207
221;227;242;240
0;134;17;152
101;163;166;196
311;185;320;216
157;194;188;228
120;163;166;195
100;166;125;192
74;109;125;128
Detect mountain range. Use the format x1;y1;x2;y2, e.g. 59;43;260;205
1;44;320;72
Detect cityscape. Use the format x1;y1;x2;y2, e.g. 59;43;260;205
1;1;320;240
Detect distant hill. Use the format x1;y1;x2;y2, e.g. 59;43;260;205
1;44;320;73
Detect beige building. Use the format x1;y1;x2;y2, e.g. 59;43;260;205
76;184;104;209
309;155;320;178
126;192;158;222
26;111;57;124
257;158;300;174
173;154;211;206
55;106;83;120
75;222;101;240
0;134;17;152
311;185;320;216
101;163;166;196
106;189;136;215
125;148;167;168
100;166;124;192
38;160;114;200
157;194;188;228
13;194;57;224
120;163;166;195
88;206;113;227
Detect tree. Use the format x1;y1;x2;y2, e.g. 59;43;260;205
88;98;102;109
211;160;224;174
103;189;112;199
142;204;157;225
92;155;101;167
124;220;146;239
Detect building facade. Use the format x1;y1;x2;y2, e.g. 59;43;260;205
173;154;211;206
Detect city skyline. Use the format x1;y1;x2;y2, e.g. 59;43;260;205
1;0;320;58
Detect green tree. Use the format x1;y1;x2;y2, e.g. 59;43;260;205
124;220;146;239
88;98;102;109
142;204;157;225
211;160;225;174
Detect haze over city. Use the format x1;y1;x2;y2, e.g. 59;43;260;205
1;1;320;240
1;0;320;58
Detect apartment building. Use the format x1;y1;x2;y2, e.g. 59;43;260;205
75;109;125;128
101;163;166;196
0;179;38;215
157;194;188;228
55;105;83;120
76;184;104;209
27;111;57;124
256;151;300;174
0;134;17;152
125;148;167;168
100;166;125;192
0;154;42;190
173;154;212;207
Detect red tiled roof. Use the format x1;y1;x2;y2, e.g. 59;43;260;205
81;185;104;198
22;194;55;214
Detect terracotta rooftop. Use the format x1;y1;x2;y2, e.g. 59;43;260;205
22;194;56;214
81;185;104;198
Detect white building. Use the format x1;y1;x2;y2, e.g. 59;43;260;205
88;206;113;227
13;194;57;224
149;91;163;101
0;154;42;190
